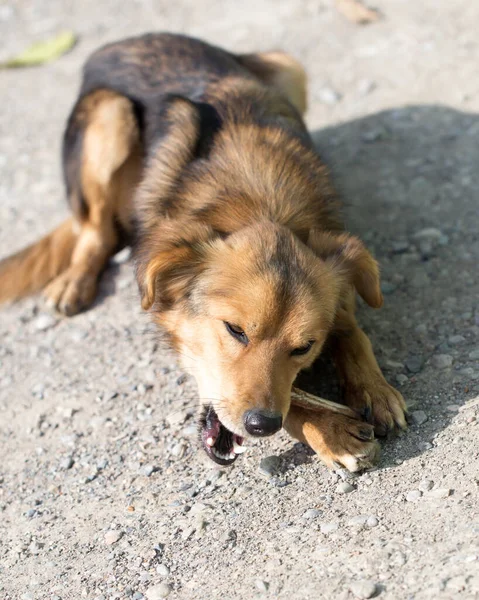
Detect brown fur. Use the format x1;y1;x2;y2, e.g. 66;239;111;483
0;33;407;471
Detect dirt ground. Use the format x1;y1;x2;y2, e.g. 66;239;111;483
1;1;479;599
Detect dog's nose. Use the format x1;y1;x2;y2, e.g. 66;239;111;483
243;409;283;437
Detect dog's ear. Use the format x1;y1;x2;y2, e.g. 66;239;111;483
138;222;215;311
308;231;383;308
140;244;201;311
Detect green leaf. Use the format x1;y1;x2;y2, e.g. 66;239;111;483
1;31;77;69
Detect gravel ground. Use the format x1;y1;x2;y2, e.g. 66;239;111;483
1;1;479;599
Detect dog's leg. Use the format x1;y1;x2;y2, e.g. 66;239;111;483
285;390;379;472
237;51;308;116
331;292;408;436
44;90;140;315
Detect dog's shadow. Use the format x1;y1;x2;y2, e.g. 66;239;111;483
290;105;479;471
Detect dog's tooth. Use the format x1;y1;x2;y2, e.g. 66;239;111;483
228;452;235;460
206;437;216;447
233;440;247;454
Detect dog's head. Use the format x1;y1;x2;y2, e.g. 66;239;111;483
135;94;382;465
138;219;381;465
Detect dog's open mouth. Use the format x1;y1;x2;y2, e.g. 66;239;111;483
199;405;246;466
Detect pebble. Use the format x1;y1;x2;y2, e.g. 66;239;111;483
337;482;355;494
366;516;379;527
406;490;422;502
33;314;57;331
413;227;442;241
405;356;423;374
320;522;339;534
105;530;123;545
432;354;453;369
156;564;170;577
391;240;410;254
349;580;378;599
318;86;341;105
448;335;465;345
469;349;479;360
141;464;156;477
411;410;428;426
396;374;409;386
303;509;322;520
146;584;171;599
171;443;186;458
380;281;396;295
428;488;452;499
357;79;376;95
255;580;269;592
347;515;369;526
60;456;74;470
259;455;282;477
133;593;145;600
418;479;434;492
31;382;45;399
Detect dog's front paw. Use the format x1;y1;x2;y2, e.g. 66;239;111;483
44;268;97;316
345;378;408;437
286;406;380;472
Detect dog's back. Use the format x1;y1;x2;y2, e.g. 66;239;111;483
0;33;322;311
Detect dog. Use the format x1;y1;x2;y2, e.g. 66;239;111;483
0;33;407;471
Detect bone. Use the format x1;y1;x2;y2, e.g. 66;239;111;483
291;387;357;417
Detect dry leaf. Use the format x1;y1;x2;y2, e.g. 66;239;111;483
336;0;380;24
1;31;77;69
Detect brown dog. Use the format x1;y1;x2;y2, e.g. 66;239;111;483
0;33;407;470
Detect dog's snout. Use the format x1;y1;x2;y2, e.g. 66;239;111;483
243;409;283;437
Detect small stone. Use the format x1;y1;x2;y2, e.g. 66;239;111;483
419;479;434;492
105;530;123;545
428;488;452;499
406;490;422;502
255;580;269;592
469;349;479;360
146;584;171;599
320;522;339;534
411;411;428;426
259;455;282;477
419;441;433;451
133;593;145;600
34;314;57;331
391;240;410;254
176;374;188;385
448;335;465;345
413;227;442;241
171;443;186;458
141;464;156;477
302;509;322;520
396;374;409;386
380;281;396;295
318;86;341;105
432;354;453;369
347;515;369;526
60;456;74;470
350;580;378;599
357;79;376;96
366;516;379;527
31;383;45;399
405;356;423;373
156;564;170;577
415;324;428;334
337;482;355;494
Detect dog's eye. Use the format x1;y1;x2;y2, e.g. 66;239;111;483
224;321;249;345
291;340;315;356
